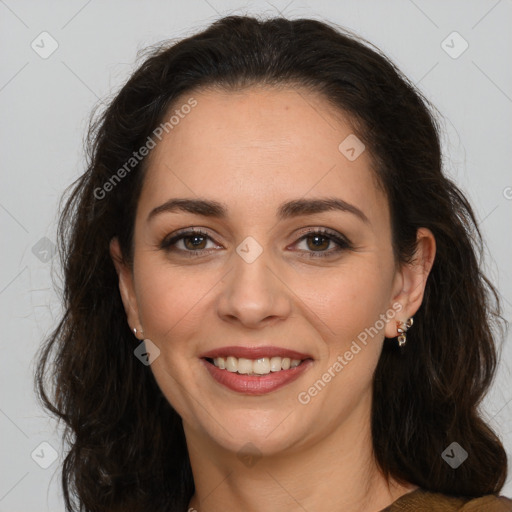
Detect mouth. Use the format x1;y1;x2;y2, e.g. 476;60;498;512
204;355;310;376
199;346;314;395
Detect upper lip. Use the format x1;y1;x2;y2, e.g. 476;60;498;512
199;346;313;360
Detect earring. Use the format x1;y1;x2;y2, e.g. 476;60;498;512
133;327;144;338
396;317;414;347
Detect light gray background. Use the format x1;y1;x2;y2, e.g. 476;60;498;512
1;1;511;510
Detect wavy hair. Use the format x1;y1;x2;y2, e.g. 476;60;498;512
35;14;508;511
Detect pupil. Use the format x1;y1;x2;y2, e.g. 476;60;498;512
309;235;328;250
186;235;205;249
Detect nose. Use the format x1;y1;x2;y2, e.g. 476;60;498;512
216;245;292;329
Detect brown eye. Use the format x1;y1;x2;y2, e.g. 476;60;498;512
305;234;330;251
183;234;208;250
160;229;220;256
293;229;352;258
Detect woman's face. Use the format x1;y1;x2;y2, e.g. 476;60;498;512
113;85;423;457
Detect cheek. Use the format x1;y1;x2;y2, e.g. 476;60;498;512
133;259;219;344
134;253;394;347
294;259;394;353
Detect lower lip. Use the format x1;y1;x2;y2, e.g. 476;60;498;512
201;358;314;395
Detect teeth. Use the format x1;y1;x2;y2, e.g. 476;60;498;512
212;356;303;375
225;356;237;372
269;356;282;372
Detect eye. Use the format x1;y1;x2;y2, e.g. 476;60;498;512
292;228;352;258
160;229;222;256
159;227;352;259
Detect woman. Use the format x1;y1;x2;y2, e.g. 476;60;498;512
36;15;512;512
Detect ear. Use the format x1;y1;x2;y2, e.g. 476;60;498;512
110;237;142;335
384;227;436;338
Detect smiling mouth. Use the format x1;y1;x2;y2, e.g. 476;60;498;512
204;356;311;376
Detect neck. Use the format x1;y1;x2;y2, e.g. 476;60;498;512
184;392;416;512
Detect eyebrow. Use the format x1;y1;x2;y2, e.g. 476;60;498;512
147;197;369;224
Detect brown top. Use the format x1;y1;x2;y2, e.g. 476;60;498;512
380;488;512;511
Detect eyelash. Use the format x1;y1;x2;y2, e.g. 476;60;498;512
159;228;352;259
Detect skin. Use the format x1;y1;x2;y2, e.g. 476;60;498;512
110;85;436;512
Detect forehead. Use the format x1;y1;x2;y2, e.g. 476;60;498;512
139;86;387;225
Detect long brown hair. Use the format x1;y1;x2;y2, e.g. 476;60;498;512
35;15;508;511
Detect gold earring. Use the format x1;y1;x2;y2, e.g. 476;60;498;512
396;317;414;347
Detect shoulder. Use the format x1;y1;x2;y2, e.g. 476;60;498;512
381;488;512;512
459;494;512;512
